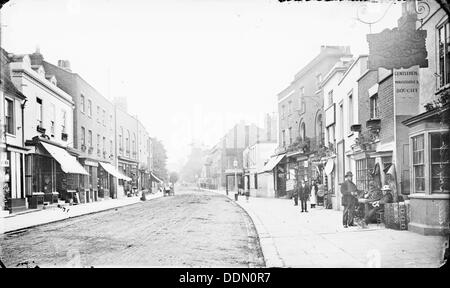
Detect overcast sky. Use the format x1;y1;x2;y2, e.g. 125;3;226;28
1;0;402;172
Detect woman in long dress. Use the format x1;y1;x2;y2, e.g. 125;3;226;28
310;180;317;208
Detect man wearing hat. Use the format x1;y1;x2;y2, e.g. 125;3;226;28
361;184;393;228
341;171;358;228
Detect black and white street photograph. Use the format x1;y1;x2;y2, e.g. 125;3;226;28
0;0;449;270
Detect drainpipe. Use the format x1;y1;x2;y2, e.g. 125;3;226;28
20;99;27;147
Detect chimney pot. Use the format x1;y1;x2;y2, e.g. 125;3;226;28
58;60;71;72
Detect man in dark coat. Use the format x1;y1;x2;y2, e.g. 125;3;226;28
293;183;299;206
341;171;358;228
361;185;393;228
299;180;310;212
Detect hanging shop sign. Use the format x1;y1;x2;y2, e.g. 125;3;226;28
367;15;428;70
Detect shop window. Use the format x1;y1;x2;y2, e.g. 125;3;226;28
4;98;14;135
25;155;33;196
356;158;375;192
412;134;425;192
430;132;449;193
4;152;11;201
32;155;54;193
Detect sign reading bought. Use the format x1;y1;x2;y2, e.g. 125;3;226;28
394;66;420;115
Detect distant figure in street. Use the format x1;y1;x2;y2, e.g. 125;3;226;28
293;183;299;206
299;180;310;212
341;171;358;228
361;185;393;228
310;180;318;209
169;182;175;196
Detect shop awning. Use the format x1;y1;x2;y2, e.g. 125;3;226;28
258;154;286;174
41;142;89;175
324;158;334;175
99;162;132;181
150;172;163;183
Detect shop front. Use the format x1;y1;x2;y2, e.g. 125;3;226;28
224;168;244;195
323;157;336;209
24;137;89;208
138;168;151;192
150;172;163;192
78;159;98;203
3;144;28;213
98;161;130;199
403;107;450;235
117;158;138;197
261;153;285;198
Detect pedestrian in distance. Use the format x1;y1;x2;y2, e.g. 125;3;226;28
293;183;299;206
310;180;318;209
299;179;310;212
341;171;358;228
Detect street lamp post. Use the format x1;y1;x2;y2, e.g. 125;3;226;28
233;159;238;201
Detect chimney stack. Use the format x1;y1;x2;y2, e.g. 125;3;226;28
58;60;72;72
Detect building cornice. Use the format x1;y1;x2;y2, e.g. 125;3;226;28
337;55;368;86
11;67;74;106
402;104;450;127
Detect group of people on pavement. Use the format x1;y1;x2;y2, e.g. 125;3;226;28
160;182;175;196
291;170;394;228
341;171;393;229
292;179;318;212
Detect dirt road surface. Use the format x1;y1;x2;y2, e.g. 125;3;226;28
0;189;265;268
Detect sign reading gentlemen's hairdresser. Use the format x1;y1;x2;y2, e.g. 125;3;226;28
367;13;428;70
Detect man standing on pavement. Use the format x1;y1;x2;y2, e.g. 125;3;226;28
361;185;393;228
341;171;358;228
293;182;299;206
299;180;310;212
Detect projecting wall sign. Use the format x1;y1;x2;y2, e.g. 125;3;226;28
367;15;428;70
393;66;420;115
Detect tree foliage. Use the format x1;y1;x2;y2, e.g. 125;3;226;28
151;138;168;181
169;171;179;184
180;145;206;183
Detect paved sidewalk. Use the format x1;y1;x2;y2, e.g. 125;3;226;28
0;192;163;234
203;189;447;268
